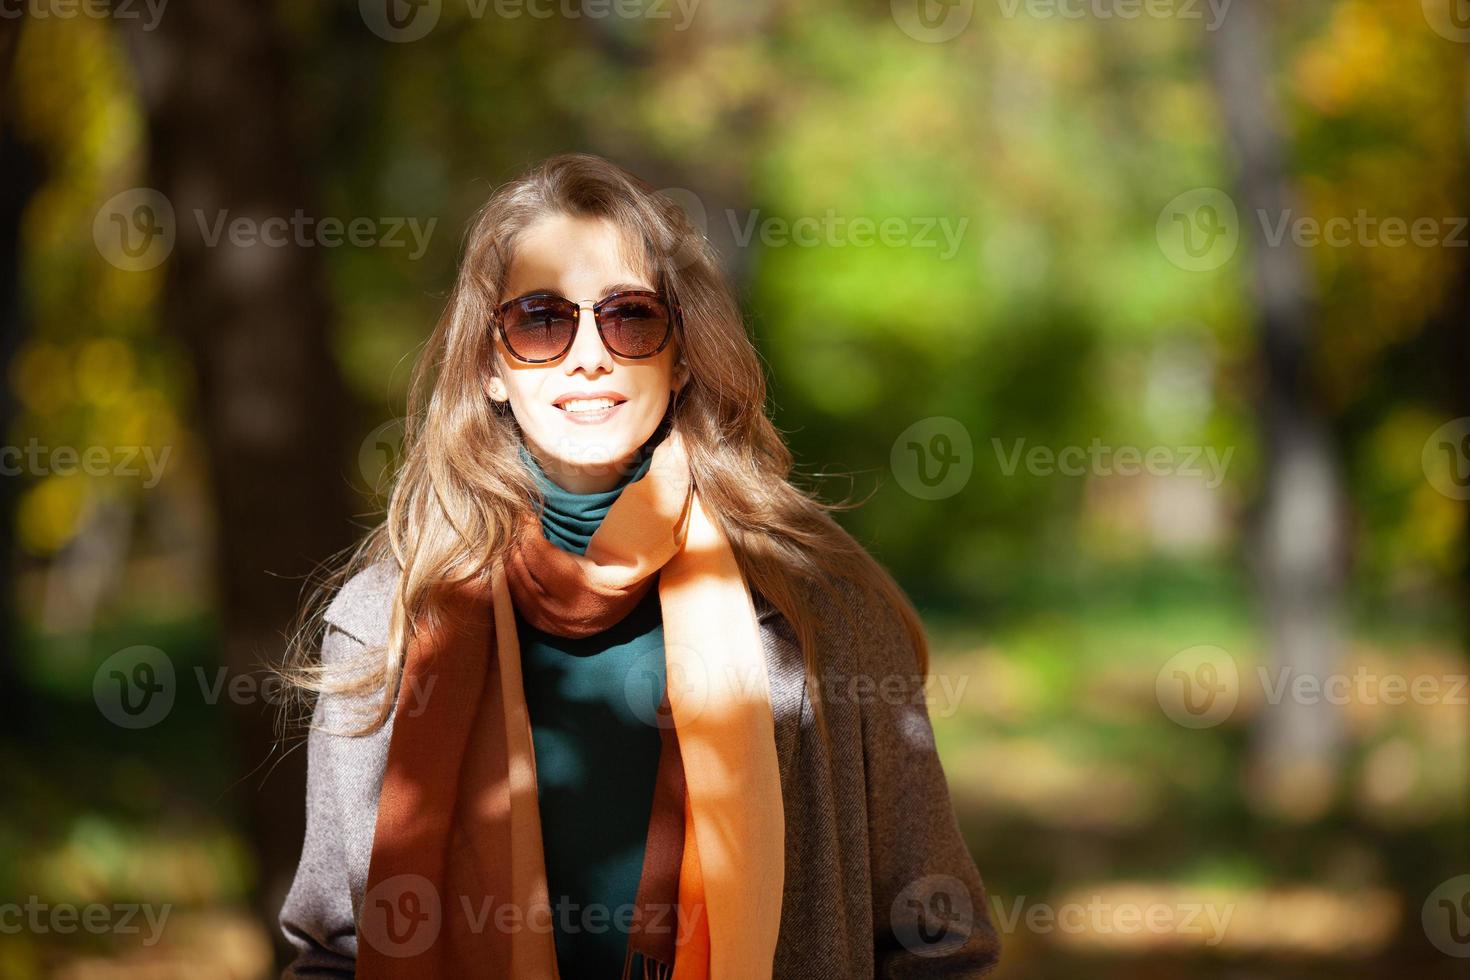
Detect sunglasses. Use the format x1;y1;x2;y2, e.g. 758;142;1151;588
492;289;678;364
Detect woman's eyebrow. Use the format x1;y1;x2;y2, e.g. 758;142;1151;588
599;281;654;296
508;281;653;301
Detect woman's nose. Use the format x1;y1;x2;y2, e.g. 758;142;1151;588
564;303;614;376
558;304;611;373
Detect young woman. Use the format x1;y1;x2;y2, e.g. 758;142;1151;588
277;153;1000;979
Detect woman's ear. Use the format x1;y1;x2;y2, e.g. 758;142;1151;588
486;374;509;403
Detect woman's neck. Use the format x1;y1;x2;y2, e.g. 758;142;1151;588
518;421;670;555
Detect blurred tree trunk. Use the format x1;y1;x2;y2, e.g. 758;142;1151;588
1209;0;1346;819
1425;54;1470;666
114;1;355;965
0;23;41;737
1453;65;1470;811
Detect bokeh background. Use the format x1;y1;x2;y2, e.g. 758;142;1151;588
2;0;1468;976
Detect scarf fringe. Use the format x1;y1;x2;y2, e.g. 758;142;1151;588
622;947;675;980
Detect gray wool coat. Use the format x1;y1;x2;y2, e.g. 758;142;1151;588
278;559;1002;978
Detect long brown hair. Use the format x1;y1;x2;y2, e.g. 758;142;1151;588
279;152;929;740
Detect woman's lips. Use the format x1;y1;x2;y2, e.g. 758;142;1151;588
555;401;624;425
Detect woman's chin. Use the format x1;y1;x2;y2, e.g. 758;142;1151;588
533;436;639;486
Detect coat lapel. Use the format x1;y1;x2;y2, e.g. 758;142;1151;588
754;595;807;785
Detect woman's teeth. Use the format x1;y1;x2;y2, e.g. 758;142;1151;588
560;398;618;414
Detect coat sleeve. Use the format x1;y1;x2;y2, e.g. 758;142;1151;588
278;625;365;979
857;599;1002;979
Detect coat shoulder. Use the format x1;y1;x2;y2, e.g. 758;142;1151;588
322;558;400;650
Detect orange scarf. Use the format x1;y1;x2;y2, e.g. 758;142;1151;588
356;429;785;978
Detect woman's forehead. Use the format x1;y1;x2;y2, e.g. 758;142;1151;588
504;214;655;296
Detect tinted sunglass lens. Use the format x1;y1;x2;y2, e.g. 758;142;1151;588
600;295;672;357
502;297;576;361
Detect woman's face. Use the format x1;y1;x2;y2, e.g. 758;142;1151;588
489;213;685;494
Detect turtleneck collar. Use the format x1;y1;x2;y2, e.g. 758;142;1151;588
518;414;673;556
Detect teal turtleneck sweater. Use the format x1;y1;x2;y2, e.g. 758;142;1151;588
516;425;669;976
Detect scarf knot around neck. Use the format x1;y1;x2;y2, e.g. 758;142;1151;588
356;425;786;979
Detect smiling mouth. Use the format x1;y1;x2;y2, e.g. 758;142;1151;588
557;397;624;415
